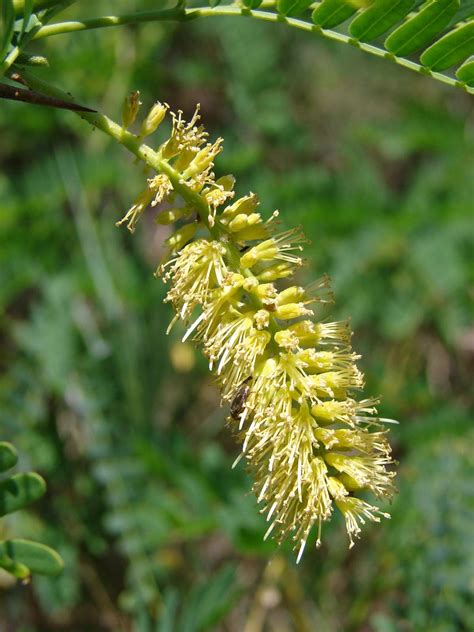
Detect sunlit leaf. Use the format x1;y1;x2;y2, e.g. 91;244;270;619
385;0;460;56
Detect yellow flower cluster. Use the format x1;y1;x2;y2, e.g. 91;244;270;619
118;102;397;560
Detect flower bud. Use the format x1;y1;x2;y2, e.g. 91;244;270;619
276;286;305;305
240;240;278;268
122;91;141;129
221;193;259;219
311;400;350;424
274;303;313;320
256;262;295;282
309;367;363;393
140;101;168;137
228;213;249;232
274;329;299;349
183;139;223;179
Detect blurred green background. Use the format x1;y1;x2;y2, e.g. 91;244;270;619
1;1;473;630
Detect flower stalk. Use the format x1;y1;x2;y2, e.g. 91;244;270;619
114;101;397;560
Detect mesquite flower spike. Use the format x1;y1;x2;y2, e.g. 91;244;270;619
117;103;397;561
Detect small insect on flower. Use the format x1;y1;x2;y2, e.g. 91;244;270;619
230;378;252;421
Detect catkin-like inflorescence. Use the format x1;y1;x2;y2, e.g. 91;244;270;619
118;103;397;560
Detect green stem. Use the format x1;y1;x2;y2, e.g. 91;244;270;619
1;46;22;77
33;7;186;38
31;5;473;94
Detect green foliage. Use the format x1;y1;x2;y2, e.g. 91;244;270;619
309;0;474;88
158;565;241;632
0;442;63;580
349;0;416;42
277;0;314;17
312;0;359;29
421;19;474;69
385;0;460;56
234;0;474;91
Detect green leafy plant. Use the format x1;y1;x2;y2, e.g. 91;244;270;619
0;441;63;580
1;0;474;92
